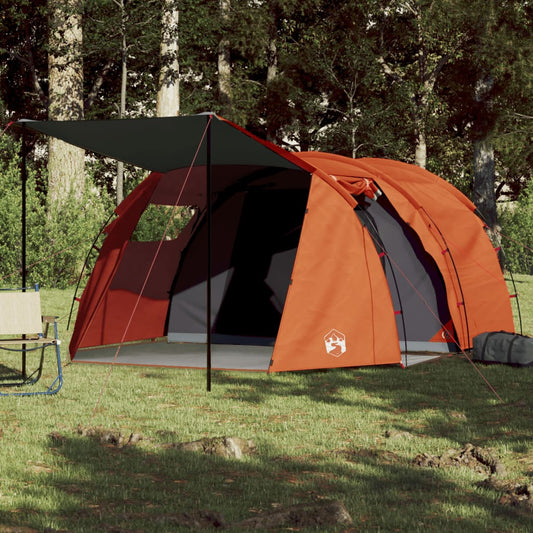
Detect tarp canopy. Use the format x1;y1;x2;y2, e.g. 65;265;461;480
17;115;308;172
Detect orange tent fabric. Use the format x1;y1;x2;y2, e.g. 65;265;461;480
293;153;515;351
69;172;171;352
269;172;401;372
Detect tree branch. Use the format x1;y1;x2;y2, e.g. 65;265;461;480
512;112;533;120
22;19;47;107
377;56;404;84
85;59;115;111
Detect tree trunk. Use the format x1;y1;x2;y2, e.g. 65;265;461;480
156;0;180;117
218;0;232;117
47;0;85;208
116;0;127;205
265;36;278;142
414;118;427;168
472;74;499;236
473;138;498;228
473;137;502;264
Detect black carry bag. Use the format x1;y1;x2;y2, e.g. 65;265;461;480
472;331;533;367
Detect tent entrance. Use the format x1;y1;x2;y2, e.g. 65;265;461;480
356;194;457;353
167;167;311;347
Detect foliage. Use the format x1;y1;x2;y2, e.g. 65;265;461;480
31;189;112;289
0;129;112;289
0;0;532;286
131;204;194;242
0;0;48;121
0;131;45;286
499;180;533;275
439;0;533;199
82;0;164;119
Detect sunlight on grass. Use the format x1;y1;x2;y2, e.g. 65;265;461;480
507;273;533;335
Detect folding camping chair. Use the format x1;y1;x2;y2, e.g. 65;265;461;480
0;285;63;396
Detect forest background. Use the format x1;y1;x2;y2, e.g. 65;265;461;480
0;0;532;288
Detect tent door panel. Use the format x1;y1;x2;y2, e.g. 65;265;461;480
356;196;455;352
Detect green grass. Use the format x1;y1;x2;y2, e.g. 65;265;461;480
508;273;533;335
0;279;531;532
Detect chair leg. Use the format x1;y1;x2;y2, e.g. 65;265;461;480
22;349;27;380
0;340;63;397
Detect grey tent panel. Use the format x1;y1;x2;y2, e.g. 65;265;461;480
356;195;455;351
401;341;452;353
401;353;443;366
265;248;298;313
168;268;235;342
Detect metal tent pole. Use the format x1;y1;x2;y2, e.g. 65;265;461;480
20;124;28;378
21;124;27;289
206;116;212;392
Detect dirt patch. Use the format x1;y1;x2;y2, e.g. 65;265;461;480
414;443;532;511
477;477;533;509
167;436;257;459
414;443;505;476
384;429;415;440
156;510;227;529
75;426;143;448
153;500;352;530
232;500;353;530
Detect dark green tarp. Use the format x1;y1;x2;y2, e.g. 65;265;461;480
16;114;303;172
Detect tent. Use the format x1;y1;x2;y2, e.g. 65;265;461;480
19;114;515;374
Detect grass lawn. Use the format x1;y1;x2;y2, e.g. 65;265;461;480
0;276;531;532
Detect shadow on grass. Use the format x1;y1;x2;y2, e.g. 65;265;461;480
215;356;532;451
8;429;529;533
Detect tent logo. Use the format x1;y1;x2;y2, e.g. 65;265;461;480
324;329;346;357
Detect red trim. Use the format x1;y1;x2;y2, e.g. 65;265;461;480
1;121;14;135
216;115;315;173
